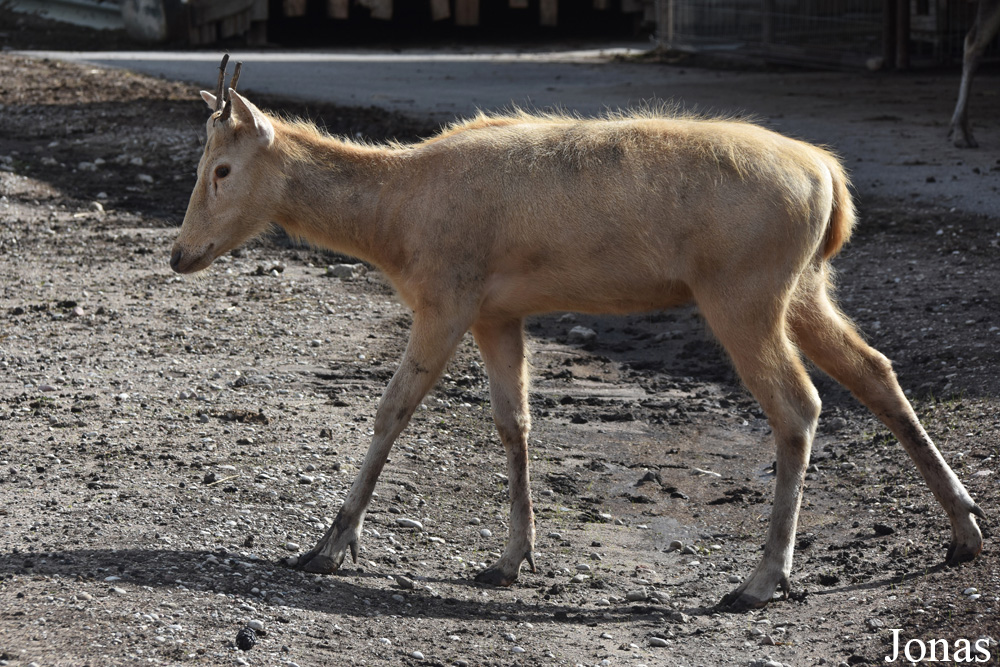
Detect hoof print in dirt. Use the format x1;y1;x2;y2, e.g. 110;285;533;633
235;626;258;651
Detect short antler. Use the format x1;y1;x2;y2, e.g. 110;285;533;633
214;54;229;113
218;59;243;123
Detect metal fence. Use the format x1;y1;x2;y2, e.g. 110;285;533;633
653;0;991;69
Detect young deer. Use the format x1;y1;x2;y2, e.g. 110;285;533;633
171;58;984;610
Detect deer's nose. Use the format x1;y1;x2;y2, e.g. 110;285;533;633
170;247;183;272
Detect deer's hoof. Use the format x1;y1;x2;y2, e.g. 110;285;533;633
474;566;518;587
294;545;347;574
946;538;983;566
717;589;769;612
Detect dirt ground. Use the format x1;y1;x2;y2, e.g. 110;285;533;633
1;13;999;667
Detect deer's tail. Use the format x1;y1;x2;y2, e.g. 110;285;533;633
820;153;857;260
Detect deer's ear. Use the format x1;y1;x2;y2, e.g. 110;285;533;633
200;90;217;109
228;89;274;146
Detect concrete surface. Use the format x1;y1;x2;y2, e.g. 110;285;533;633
17;47;1000;217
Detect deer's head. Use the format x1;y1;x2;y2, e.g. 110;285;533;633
171;57;281;274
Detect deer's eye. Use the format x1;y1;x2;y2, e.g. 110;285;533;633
215;165;230;179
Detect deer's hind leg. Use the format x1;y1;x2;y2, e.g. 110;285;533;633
696;284;822;611
789;268;984;564
471;317;536;586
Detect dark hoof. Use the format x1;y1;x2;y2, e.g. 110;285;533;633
946;541;982;566
475;567;517;587
717;590;767;612
298;552;339;574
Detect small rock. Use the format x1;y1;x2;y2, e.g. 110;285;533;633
866;618;884;630
575;563;592;572
964;587;979;595
247;620;265;632
570;574;589;583
236;626;257;651
649;636;669;647
396;518;423;530
827;416;848;432
327;263;361;279
681;545;697;555
109;587;127;596
136;173;153;184
625;589;647;601
511;646;525;654
410;651;424;660
394;575;415;590
298;474;315;485
479;528;492;538
283;542;300;551
873;523;895;536
568;326;597;343
667;540;683;552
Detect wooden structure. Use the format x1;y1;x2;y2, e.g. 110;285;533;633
279;0;653;27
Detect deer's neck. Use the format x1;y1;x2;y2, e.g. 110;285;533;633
273;130;402;270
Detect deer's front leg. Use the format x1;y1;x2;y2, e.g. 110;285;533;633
471;318;536;586
297;309;470;574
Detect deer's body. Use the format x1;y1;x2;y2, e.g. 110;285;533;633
172;63;983;610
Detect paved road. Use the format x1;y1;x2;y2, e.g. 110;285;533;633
20;47;1000;216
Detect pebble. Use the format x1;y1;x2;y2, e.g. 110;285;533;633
109;587;127;596
76;592;93;601
410;651;424;660
247;620;265;632
625;589;647;601
379;638;391;646
649;637;669;647
667;540;683;552
394;575;415;590
297;474;315;485
396;518;423;530
511;646;525;654
283;542;300;551
469;517;481;525
570;574;589;583
479;528;492;538
235;626;257;651
503;632;516;642
575;563;592;572
568;325;597;343
728;575;742;584
964;587;979;595
327;263;360;279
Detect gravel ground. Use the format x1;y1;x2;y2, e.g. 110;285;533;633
0;14;998;667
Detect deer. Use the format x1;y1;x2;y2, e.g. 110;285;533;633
949;0;1000;147
170;57;984;611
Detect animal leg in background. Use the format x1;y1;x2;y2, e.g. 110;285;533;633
949;0;1000;147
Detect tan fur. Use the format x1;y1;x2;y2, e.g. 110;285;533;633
172;84;982;608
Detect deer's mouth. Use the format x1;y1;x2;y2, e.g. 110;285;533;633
169;243;216;274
